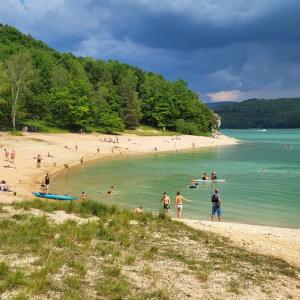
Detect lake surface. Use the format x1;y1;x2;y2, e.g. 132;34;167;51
52;129;300;228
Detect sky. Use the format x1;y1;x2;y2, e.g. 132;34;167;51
1;0;300;102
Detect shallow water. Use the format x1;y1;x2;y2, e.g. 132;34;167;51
52;129;300;228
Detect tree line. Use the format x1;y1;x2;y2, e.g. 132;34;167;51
212;98;300;129
0;25;215;134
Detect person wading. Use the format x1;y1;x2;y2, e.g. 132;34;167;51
160;192;171;213
211;189;221;222
175;191;191;218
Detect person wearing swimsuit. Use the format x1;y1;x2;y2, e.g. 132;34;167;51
175;191;191;218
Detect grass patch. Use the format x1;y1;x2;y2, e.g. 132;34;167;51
124;125;178;136
9;131;23;136
23;120;69;133
0;199;297;299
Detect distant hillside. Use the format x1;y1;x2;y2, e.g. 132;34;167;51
0;24;215;134
206;102;236;109
212;98;300;128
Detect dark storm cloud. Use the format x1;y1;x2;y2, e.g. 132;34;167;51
1;0;300;101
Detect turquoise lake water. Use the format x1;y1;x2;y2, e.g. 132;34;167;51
52;129;300;228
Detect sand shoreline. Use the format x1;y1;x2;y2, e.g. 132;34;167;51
177;219;300;268
0;131;237;201
1;131;299;267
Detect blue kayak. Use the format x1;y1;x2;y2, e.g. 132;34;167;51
33;192;77;201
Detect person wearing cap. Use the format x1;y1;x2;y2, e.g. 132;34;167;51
211;189;221;222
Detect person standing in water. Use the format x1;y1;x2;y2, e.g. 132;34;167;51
175;191;191;218
211;189;221;222
211;171;217;180
160;192;171;213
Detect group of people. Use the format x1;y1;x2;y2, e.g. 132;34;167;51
202;171;217;180
160;189;222;221
4;149;16;163
100;136;119;143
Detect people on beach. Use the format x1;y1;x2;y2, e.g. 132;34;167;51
175;191;191;218
10;149;16;163
211;189;221;222
75;144;78;151
80;156;84;164
0;180;11;192
44;173;50;191
107;186;114;199
36;154;42;168
161;192;171;213
97;147;100;154
4;149;9;161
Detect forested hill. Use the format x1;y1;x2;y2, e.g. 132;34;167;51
212;98;300;128
0;25;215;134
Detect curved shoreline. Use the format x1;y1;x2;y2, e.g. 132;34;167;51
1;131;300;267
0;131;237;202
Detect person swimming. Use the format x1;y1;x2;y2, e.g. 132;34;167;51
189;181;199;188
107;186;114;198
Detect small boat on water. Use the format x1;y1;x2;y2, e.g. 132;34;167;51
33;192;77;201
193;179;226;183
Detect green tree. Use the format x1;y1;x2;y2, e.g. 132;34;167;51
119;71;140;129
6;51;33;130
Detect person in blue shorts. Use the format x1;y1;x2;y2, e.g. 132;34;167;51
211;189;221;222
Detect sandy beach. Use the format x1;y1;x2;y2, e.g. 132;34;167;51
1;131;299;268
0;131;237;202
178;219;300;268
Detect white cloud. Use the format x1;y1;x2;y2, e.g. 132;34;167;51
207;90;242;102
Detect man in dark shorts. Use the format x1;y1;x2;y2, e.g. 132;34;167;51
44;173;50;191
160;192;171;213
211;189;221;222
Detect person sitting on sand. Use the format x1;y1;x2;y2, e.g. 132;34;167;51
211;189;221;222
211;171;217;180
175;191;191;218
0;180;10;192
107;186;114;199
202;172;209;180
161;192;171;213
